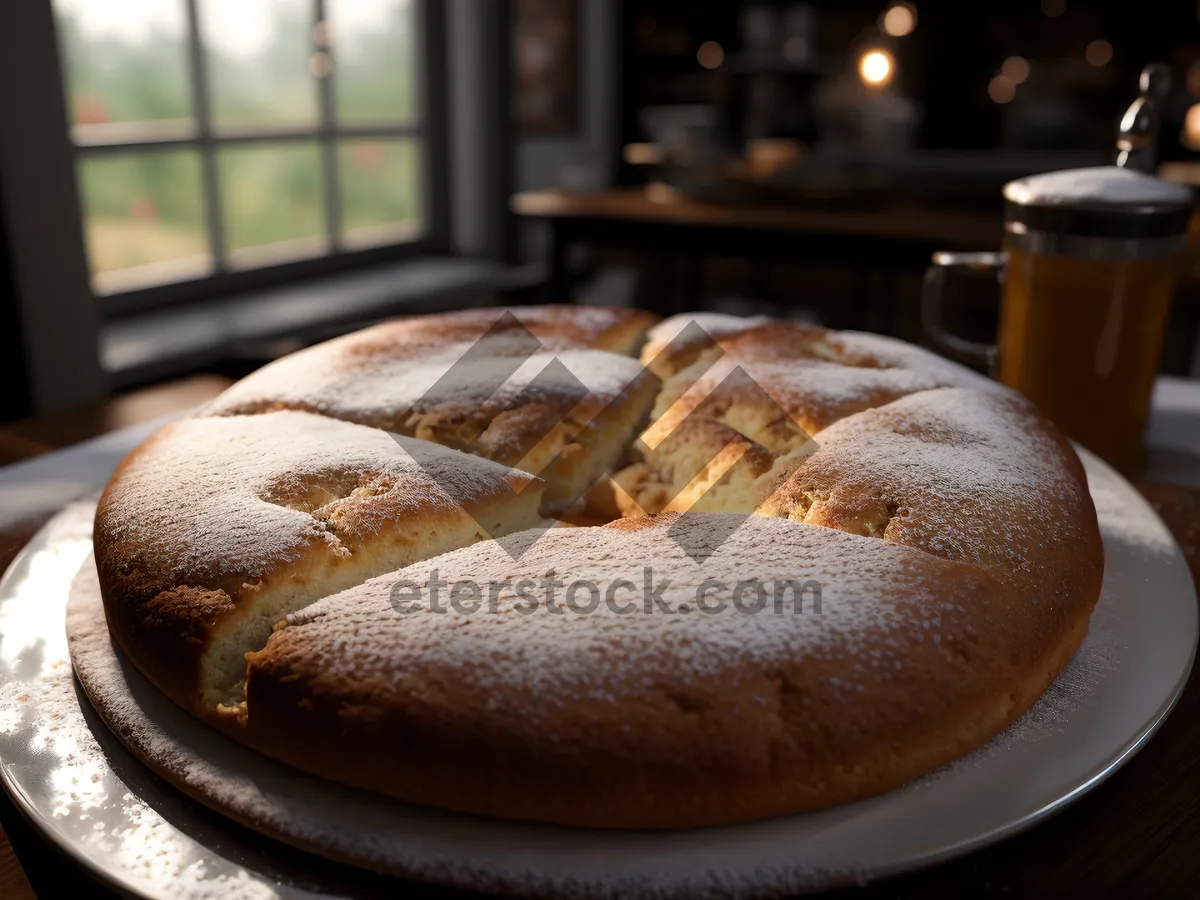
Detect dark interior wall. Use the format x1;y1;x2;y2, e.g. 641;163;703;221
0;189;32;422
514;0;621;192
616;0;1200;156
513;0;621;264
0;1;104;415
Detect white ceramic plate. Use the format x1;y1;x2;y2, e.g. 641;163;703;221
0;448;1195;899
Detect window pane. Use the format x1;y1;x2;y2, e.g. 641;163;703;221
52;0;194;144
339;139;421;248
330;0;416;125
201;0;318;132
219;143;327;267
78;150;211;294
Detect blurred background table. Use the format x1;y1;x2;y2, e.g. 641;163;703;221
513;187;1003;314
513;188;1200;375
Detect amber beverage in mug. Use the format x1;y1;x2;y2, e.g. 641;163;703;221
924;167;1193;475
998;246;1180;472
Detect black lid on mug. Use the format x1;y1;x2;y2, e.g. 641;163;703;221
1003;166;1194;240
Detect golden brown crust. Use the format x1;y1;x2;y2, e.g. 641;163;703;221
200;307;660;510
416;303;658;354
92;306;1105;830
95;411;546;716
202;305;659;429
237;625;1087;830
651;321;1002;454
640;312;777;377
232;386;1101;829
236;510;1097;828
97;307;660;719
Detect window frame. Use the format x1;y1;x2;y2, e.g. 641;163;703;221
61;0;450;318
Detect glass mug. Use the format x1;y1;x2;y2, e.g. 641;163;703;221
923;168;1193;475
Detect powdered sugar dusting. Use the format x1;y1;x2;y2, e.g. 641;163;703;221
645;313;773;350
655;317;1003;441
674;354;957;432
1088;470;1178;560
204;322;650;432
916;451;1177;775
96;410;531;584
830;330;1000;394
46;447;1194;899
765;387;1093;587
267;514;1004;721
4;307;1186;898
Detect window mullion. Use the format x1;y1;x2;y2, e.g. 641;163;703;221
417;0;444;243
184;0;227;273
315;0;342;254
73;124;418;156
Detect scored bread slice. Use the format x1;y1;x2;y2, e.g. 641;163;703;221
402;348;660;513
231;379;1103;828
89;309;1107;831
651;321;1001;455
639;311;772;378
202;305;659;426
94;410;544;719
415;304;658;354
753;386;1101;581
202;312;661;514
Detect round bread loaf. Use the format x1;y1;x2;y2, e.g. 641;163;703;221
92;305;1103;829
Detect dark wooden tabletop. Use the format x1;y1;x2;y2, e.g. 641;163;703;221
512;187;1200;294
0;374;1197;898
510;188;1007;250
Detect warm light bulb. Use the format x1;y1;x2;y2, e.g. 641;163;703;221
1001;56;1030;84
880;3;917;38
1085;39;1113;67
859;49;894;87
697;41;725;70
988;74;1016;104
1183;103;1200;150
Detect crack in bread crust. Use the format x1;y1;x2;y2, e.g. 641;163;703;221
96;307;660;719
93;307;1105;830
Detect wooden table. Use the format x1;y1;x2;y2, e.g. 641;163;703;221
1;373;1198;898
0;374;234;467
511;188;1004;312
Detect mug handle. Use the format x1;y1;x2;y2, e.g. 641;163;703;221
921;251;1006;371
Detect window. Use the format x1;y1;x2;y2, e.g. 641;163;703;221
51;0;441;304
